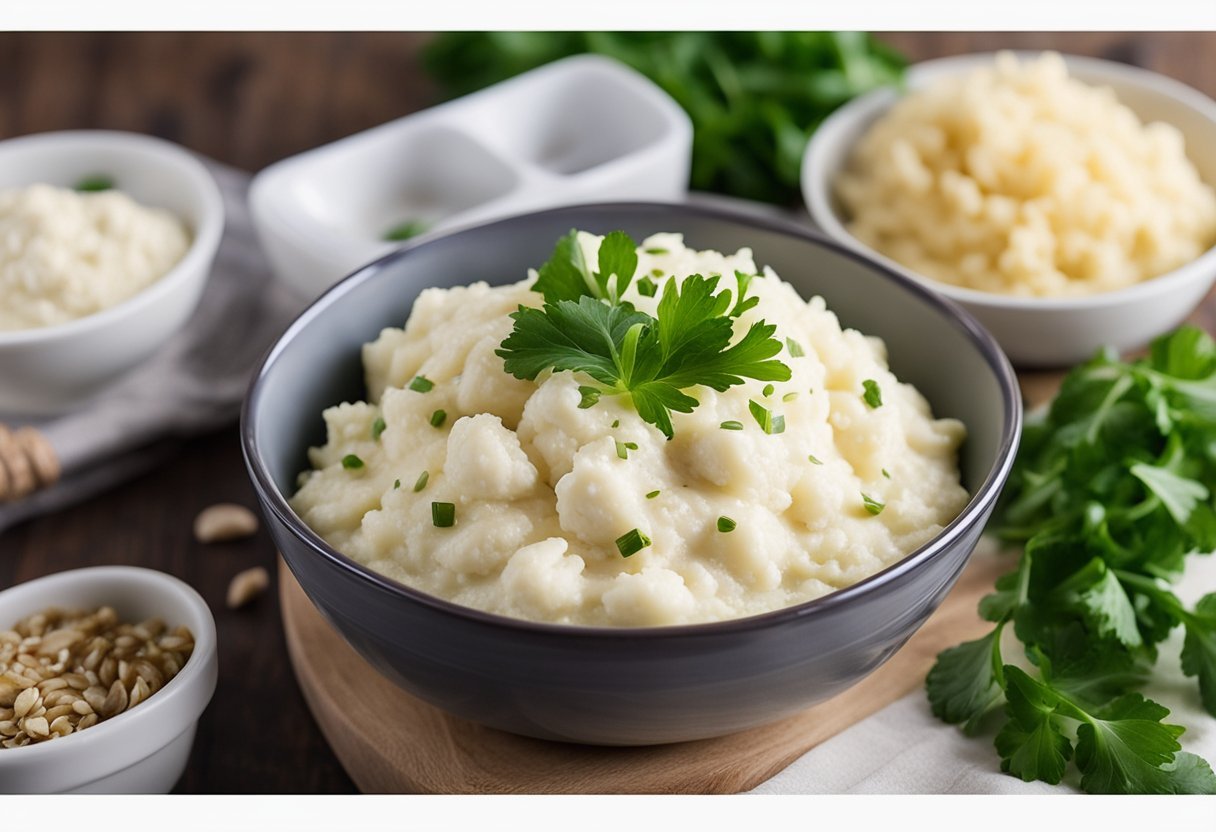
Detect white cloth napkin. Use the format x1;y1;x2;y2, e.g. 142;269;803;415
0;162;305;534
750;544;1216;794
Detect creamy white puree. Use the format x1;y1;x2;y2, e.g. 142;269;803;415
0;184;190;331
291;233;968;626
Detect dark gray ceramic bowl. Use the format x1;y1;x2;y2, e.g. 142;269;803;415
242;202;1020;746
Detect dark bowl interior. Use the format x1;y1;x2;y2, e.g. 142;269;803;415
243;202;1020;745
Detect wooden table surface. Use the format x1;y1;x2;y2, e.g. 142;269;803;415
1;32;1213;794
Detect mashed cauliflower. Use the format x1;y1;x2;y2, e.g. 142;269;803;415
0;184;191;331
837;52;1216;298
291;233;969;626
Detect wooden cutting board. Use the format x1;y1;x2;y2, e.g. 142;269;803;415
279;547;1008;794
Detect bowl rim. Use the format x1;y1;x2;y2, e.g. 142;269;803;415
0;565;217;765
241;200;1022;638
0;129;225;346
803;50;1216;313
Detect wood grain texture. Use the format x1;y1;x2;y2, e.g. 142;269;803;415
1;32;1213;793
279;551;1008;794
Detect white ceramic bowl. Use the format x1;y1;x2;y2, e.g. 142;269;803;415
0;131;225;415
0;567;217;793
250;54;693;300
804;52;1216;368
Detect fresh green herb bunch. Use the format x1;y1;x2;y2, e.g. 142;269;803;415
495;229;790;438
927;327;1216;794
423;32;905;204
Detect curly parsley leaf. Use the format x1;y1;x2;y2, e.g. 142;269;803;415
498;234;790;439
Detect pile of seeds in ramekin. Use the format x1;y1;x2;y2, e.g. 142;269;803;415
0;606;194;749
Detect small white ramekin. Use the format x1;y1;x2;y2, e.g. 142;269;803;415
0;130;225;414
0;566;218;793
804;52;1216;368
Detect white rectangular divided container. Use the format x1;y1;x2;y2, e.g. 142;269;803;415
249;55;693;299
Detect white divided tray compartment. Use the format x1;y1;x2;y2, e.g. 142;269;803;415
249;55;694;299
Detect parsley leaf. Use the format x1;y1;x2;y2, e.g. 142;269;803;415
1059;559;1143;649
1072;693;1214;794
497;231;790;438
997;668;1216;794
596;230;639;302
996;667;1072;785
1181;593;1216;715
926;625;1005;733
1130;462;1209;525
499;296;649;385
929;326;1216;792
533;229;638;305
533;229;597;304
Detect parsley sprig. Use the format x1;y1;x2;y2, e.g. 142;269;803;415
927;327;1216;794
496;230;791;438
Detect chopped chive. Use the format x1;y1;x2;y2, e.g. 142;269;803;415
615;440;639;459
786;338;805;357
408;375;434;393
371;417;387;441
75;175;114;192
808;454;823;465
393;478;401;489
611;419;620;428
762;383;775;397
615;528;651;557
720;420;744;431
636;276;658;297
861;493;885;516
341;454;364;470
646;490;660;499
578;385;601;409
431;501;456;527
882;468;891;479
429;409;447;428
384;219;428;242
782;392;798;402
862;379;883;409
717;516;737;533
650;268;664;278
413;471;430;492
748;400;785;435
644;247;668;255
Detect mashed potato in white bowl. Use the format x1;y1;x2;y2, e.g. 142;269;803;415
291;231;968;627
804;51;1216;367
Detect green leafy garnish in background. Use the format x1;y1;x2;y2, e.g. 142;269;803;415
74;175;114;192
383;219;429;242
926;326;1216;794
423;32;905;204
496;229;790;438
